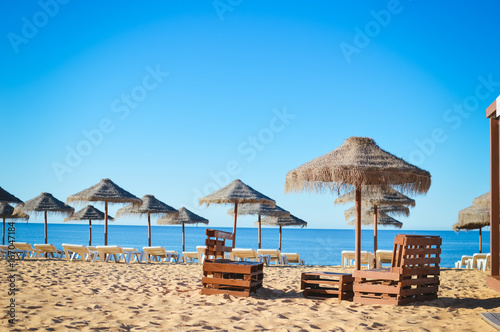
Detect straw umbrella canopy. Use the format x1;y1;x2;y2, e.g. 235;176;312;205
67;178;141;245
64;205;113;246
157;207;209;251
199;179;275;248
227;203;290;249
259;214;307;251
0;187;23;205
344;204;410;220
116;195;178;246
347;211;403;228
284;136;431;270
18;192;74;244
454;204;491;253
0;203;29;245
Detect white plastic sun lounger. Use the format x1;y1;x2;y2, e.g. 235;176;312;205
96;246;142;264
281;253;305;265
0;244;26;260
257;249;284;265
341;251;374;269
143;246;179;262
14;242;39;258
34;244;65;258
62;244;99;262
230;248;267;265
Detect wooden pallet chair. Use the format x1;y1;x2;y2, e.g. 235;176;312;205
201;229;264;297
353;234;441;305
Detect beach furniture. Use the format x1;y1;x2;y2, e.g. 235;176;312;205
257;249;284;265
301;272;354;300
455;255;474;268
478;253;500;271
341;251;374;269
375;250;393;267
34;244;65;258
62;244;99;262
481;312;500;330
201;229;264;297
14;242;39;258
230;248;268;265
0;244;26;260
95;245;143;264
468;253;488;269
181;246;206;263
143;246;179;262
281;253;305;265
353;234;441;305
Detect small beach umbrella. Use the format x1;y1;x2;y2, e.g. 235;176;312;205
347;211;403;228
0;187;23;205
18;192;74;244
227;203;290;249
157;207;209;251
67;178;141;245
64;205;113;246
454;204;491;253
0;203;29;245
199;179;275;248
259;214;307;251
284;136;431;270
116;195;178;246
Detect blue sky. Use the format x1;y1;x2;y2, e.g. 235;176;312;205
1;1;499;230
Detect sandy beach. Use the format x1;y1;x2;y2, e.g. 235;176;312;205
1;260;499;331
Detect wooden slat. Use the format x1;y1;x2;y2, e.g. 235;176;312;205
353;295;398;305
206;229;234;240
401;247;441;256
399;277;439;287
201;288;250;297
400;266;440;277
354;283;399;295
401;256;440;266
399;285;439;296
202;277;252;288
353;270;399;280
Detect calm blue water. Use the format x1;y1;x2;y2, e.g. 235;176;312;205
5;222;488;268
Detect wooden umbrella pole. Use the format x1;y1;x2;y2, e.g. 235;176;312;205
479;227;482;253
105;201;108;246
44;210;48;244
279;225;282;251
232;202;238;248
374;204;378;268
355;185;362;271
89;219;92;246
2;217;5;245
182;222;185;252
258;214;262;249
148;214;151;247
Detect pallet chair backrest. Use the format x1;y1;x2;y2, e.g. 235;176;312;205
390;234;442;276
204;229;234;260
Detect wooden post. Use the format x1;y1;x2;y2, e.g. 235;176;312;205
182;222;185;252
2;217;5;245
233;202;238;248
148;214;151;247
479;227;482;254
258;214;262;249
89;219;92;246
44;210;48;244
105;201;108;246
373;204;378;268
355;185;362;271
490;116;499;277
279;225;282;251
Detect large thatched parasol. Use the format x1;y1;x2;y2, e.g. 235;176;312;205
0;187;23;205
18;192;74;244
285;136;431;270
454;202;491;253
116;195;178;246
259;214;307;251
227;203;290;249
64;205;113;246
157;207;209;251
347;211;403;228
199;179;275;248
344;204;410;220
67;178;141;245
0;203;29;245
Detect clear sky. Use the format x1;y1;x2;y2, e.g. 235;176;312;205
1;1;499;230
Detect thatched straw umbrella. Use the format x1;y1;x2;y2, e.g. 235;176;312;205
347;211;403;228
344;204;410;220
116;195;178;246
454;204;491;253
227;203;290;249
0;187;23;205
157;207;209;251
64;205;113;246
18;193;74;244
336;186;414;264
67;179;141;245
284;136;431;270
259;214;307;251
199;179;275;248
0;203;29;245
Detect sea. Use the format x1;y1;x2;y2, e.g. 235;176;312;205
6;222;488;268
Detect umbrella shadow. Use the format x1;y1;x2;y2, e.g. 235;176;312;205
254;287;305;299
413;297;500;310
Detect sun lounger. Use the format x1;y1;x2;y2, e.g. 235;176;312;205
230;248;267;264
257;249;284;265
0;244;26;260
375;250;393;267
62;244;99;262
181;251;199;263
341;251;373;269
143;246;179;262
478;253;500;271
34;244;65;258
95;245;142;264
468;253;488;269
14;242;39;258
281;253;305;265
455;255;473;268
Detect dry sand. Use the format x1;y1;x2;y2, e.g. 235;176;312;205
1;260;500;331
